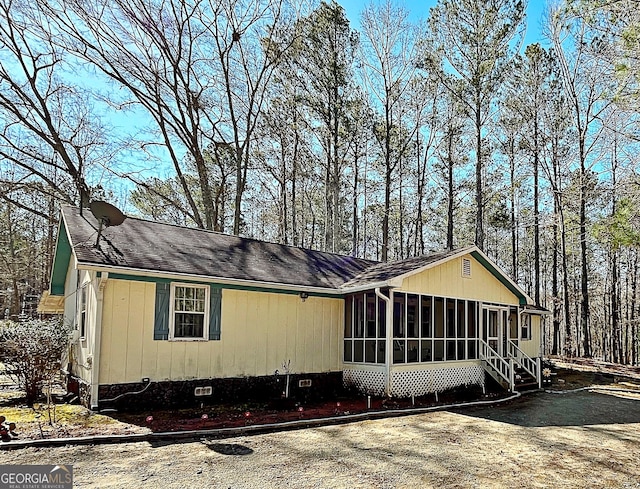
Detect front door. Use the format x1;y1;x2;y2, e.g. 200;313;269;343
482;306;509;356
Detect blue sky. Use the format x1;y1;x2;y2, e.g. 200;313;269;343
339;0;549;47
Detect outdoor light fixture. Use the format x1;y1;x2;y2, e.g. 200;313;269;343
299;292;309;302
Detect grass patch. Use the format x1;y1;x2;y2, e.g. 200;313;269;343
1;404;119;428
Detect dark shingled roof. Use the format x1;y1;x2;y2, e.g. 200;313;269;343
62;206;377;289
340;248;470;289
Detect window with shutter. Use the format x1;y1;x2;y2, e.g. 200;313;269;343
154;282;221;341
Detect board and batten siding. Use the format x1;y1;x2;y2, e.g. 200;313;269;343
98;278;344;385
65;267;95;384
401;254;520;305
520;315;541;358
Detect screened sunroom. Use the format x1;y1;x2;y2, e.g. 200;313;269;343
342;286;540;397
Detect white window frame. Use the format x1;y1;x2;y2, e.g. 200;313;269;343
520;314;531;341
77;281;88;340
169;283;210;341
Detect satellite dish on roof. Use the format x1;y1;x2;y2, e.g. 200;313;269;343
89;200;126;248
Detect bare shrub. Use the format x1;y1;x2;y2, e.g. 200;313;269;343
0;318;72;405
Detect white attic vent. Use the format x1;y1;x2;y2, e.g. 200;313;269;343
194;386;213;396
462;258;472;278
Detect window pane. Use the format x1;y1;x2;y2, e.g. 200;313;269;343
467;301;477;338
467;340;477;359
174;313;204;338
354;340;364;362
407;294;419;338
434;340;444;361
457;301;465;338
366;294;377;338
421;340;432;362
393;340;405;363
407;340;419;363
446;299;456;338
457;340;466;360
393;294;405;338
355;295;365;338
365;340;376;363
446;340;456;360
344;296;353;338
421;296;432;338
376;340;386;364
344;340;352;362
378;298;386;338
434;298;444;338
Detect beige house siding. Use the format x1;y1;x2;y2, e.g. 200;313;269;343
401;253;520;305
98;279;344;385
520;315;542;358
66;267;96;384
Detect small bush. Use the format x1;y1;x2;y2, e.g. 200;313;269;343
0;318;71;405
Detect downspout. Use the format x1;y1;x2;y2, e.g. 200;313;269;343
90;272;108;410
375;287;393;397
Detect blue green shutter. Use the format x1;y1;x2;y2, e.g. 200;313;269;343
209;287;221;340
154;282;170;340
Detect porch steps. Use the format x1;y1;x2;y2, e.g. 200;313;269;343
479;339;541;392
482;363;539;392
513;367;539;392
481;360;510;390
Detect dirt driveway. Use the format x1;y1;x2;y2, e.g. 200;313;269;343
4;388;640;489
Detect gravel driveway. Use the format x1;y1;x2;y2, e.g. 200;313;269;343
4;389;640;488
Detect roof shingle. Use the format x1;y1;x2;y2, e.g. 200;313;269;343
62;206;376;289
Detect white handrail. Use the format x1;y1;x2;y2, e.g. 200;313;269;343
508;340;538;381
478;339;514;391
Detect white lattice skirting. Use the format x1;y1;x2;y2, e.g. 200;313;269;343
344;365;485;398
391;365;485;398
343;369;386;396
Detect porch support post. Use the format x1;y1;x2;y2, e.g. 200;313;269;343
375;287;393;397
509;357;515;392
537;356;542;389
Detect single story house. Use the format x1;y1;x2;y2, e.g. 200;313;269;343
43;205;546;409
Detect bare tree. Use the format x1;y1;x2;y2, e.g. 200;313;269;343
43;0;292;232
550;4;616;357
359;0;422;261
423;0;525;252
0;0;108;213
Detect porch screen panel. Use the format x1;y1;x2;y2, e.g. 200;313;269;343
407;294;419;338
343;292;387;364
393;293;406;364
434;298;444;338
355;295;365;338
457;300;465;338
378;297;386;338
467;301;477;337
421;296;433;362
366;294;376;338
467;301;478;359
344;296;353;338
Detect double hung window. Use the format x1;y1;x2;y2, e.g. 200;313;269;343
170;284;209;340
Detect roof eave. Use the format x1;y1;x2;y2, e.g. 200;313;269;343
75;262;347;296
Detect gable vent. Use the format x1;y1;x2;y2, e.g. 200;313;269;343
462;258;472;278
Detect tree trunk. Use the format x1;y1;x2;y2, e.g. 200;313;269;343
447;130;454;251
475;106;484;250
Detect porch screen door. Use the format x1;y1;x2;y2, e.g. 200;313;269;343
482;306;509;356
